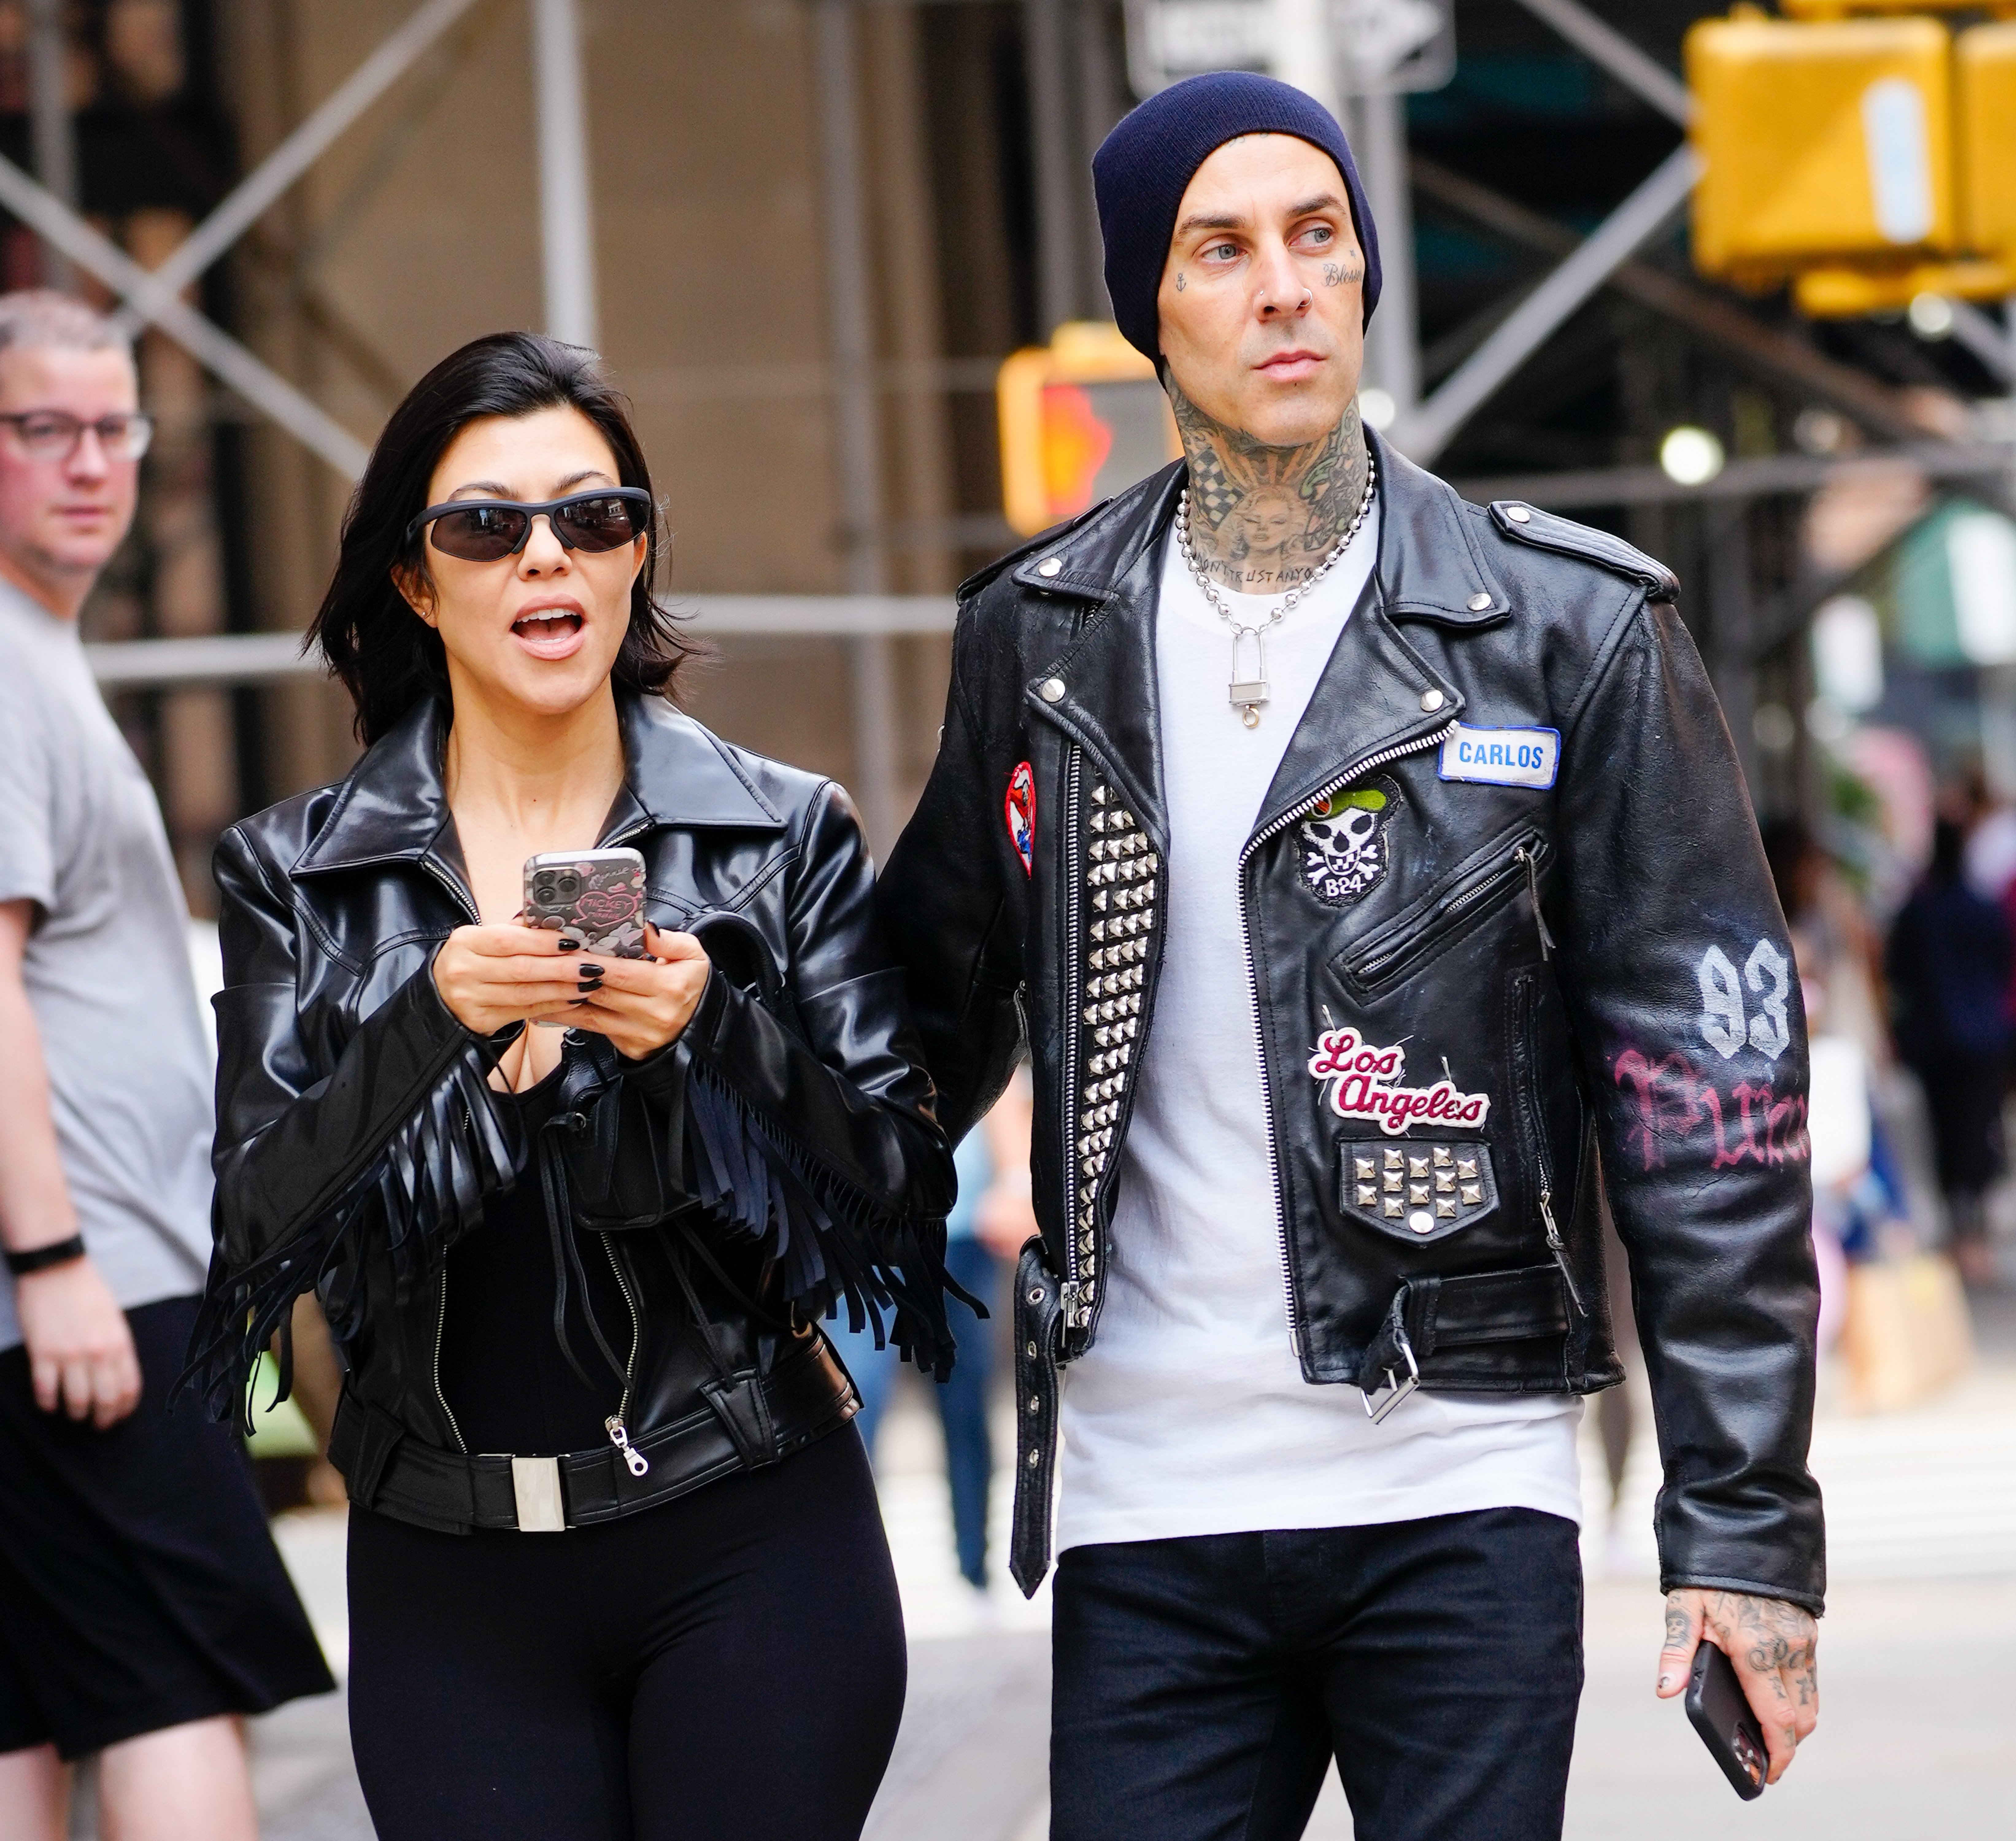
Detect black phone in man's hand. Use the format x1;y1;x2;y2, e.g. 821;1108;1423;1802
1685;1640;1768;1800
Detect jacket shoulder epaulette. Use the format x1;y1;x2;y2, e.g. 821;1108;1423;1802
1481;500;1679;604
956;500;1115;604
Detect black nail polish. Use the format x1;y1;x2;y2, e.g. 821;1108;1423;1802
578;978;604;994
569;997;589;1007
557;939;581;952
579;963;604;978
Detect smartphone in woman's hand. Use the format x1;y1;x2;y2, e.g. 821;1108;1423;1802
522;848;649;959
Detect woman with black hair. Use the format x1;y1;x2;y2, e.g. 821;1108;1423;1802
180;332;957;1839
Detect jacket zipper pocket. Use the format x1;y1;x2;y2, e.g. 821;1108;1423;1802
1511;968;1584;1317
602;1239;649;1476
1348;833;1550;993
432;1271;466;1453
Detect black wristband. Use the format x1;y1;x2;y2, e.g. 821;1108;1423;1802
4;1236;86;1277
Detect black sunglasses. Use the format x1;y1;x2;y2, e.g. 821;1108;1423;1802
406;487;652;562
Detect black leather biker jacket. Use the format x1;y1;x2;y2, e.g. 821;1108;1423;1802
881;431;1825;1607
183;693;956;1534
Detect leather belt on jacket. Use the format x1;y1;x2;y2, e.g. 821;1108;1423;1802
1009;1249;1571;1592
329;1334;858;1536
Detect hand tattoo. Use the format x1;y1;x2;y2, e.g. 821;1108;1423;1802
1168;380;1370;594
1664;1587;1820;1778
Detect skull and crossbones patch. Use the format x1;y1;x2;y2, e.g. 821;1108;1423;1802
1297;777;1398;906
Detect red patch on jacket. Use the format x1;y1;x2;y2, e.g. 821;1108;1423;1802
1005;762;1035;876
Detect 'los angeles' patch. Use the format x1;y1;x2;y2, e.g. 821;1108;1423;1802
1437;724;1560;790
1005;761;1035;875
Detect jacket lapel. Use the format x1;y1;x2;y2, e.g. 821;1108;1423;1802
1018;464;1184;850
1249;433;1508;839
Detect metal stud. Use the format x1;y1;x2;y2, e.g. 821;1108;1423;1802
1467;591;1492;611
1507;505;1532;524
1420;688;1445;712
1039;677;1066;702
1037;556;1063;577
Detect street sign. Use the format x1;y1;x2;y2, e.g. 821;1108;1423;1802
1123;0;1271;94
1124;0;1452;98
1333;0;1454;95
997;322;1182;537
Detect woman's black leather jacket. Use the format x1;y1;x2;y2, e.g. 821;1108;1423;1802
183;693;957;1534
881;433;1824;1606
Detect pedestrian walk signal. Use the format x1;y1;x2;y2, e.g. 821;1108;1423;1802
1685;8;2016;314
996;323;1182;538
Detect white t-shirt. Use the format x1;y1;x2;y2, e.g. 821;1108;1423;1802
1056;504;1583;1552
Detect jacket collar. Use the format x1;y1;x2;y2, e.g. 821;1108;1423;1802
1018;430;1508;850
294;692;785;884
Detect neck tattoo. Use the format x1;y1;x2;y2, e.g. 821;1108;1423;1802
1165;383;1374;727
1175;456;1375;728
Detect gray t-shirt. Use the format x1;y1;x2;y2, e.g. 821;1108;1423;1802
0;582;213;1350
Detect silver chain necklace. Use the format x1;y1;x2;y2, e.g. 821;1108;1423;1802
1175;453;1377;729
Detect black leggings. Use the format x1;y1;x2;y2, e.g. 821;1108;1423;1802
346;1427;905;1841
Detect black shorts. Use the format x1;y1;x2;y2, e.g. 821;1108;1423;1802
0;1293;335;1759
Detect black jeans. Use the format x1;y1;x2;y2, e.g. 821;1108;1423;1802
1051;1508;1583;1841
347;1426;904;1841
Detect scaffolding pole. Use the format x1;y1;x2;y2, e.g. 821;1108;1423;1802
1026;0;1081;335
25;0;75;290
532;0;599;349
815;0;900;856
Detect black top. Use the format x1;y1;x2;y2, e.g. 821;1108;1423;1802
437;1060;631;1457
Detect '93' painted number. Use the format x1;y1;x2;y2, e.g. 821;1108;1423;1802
1697;939;1792;1063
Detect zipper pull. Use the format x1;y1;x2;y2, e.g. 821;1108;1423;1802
1517;845;1555;960
605;1415;650;1476
1538;1189;1586;1317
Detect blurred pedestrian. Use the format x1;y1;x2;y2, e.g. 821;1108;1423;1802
1886;816;2010;1286
0;291;331;1840
181;333;959;1841
884;74;1822;1841
839;1079;1035;1593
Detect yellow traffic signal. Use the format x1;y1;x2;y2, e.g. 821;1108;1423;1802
1959;22;2016;260
1686;13;1955;286
996;322;1181;538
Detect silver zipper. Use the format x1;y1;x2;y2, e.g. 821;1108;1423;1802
1539;1189;1584;1316
432;1271;466;1453
1060;748;1084;1324
1238;719;1460;1355
1513;970;1584;1317
1351;833;1541;985
602;1239;649;1474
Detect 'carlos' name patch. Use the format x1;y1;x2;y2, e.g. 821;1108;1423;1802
1438;723;1559;790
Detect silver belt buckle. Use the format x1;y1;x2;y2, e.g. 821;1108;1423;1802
1361;1328;1421;1425
511;1456;567;1532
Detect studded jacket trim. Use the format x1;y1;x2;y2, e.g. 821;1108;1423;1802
881;431;1825;1609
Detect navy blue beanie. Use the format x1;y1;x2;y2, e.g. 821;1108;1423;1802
1093;71;1381;365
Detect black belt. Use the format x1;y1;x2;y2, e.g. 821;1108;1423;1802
1008;1254;1571;1596
329;1337;856;1535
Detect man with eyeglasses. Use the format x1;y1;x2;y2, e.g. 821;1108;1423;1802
0;291;329;1840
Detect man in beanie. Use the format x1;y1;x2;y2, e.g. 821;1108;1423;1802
881;72;1821;1840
